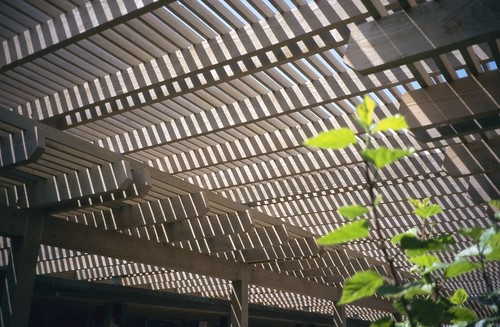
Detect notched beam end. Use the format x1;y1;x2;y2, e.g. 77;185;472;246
0;127;46;171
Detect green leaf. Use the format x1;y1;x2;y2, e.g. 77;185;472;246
410;299;446;326
459;226;484;243
361;147;414;169
339;270;384;305
373;115;408;133
400;234;454;257
408;254;441;268
413;204;442;220
495;211;500;221
488;199;500;209
370;316;395;327
391;228;418;245
316;219;369;246
355;95;376;129
374;193;383;206
444;260;480;279
337;205;369;220
486;246;500;261
304;128;357;150
448;306;478;323
486;232;500;260
450;288;468;305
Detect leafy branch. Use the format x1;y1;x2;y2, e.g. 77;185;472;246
304;96;500;326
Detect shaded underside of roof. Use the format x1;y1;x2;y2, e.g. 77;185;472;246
0;0;499;322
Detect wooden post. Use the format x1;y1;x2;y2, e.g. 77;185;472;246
332;303;346;327
1;209;44;327
230;264;249;327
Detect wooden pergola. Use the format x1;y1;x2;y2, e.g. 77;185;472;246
0;0;499;326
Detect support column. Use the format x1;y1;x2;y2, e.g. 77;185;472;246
332;303;346;327
230;264;249;327
1;209;44;327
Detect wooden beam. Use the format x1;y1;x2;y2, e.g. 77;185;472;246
0;0;173;73
0;127;45;171
112;192;210;230
468;173;500;203
0;209;399;311
399;71;500;141
1;160;133;208
443;138;500;176
344;0;500;74
127;210;254;243
230;265;249;327
237;237;320;263
1;209;43;327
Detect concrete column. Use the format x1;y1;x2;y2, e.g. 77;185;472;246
230;264;249;327
1;209;44;327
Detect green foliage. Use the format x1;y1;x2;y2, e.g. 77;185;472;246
304;96;500;326
413;204;442;220
410;299;446;326
337;204;369;220
489;199;500;209
316;219;369;245
450;288;469;305
370;316;395;327
373;114;408;133
409;198;442;220
444;260;480;279
361;147;414;169
303;128;357;149
459;226;484;243
448;306;478;324
408;254;440;268
339;270;384;304
391;228;418;245
355;95;376;130
400;234;454;257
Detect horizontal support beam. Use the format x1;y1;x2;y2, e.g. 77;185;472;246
237;237;320;263
126;210;255;243
112;192;209;230
443;138;500;176
344;0;500;74
0;127;45;171
400;71;500;142
0;208;397;312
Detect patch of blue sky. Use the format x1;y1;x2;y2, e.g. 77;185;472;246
241;0;264;20
262;0;279;14
220;1;248;25
456;68;468;79
487;60;497;71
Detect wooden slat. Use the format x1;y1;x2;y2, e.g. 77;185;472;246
344;0;500;74
0;127;45;171
443;138;500;176
399;71;500;141
0;0;172;73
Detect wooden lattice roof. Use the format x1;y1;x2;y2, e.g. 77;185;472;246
0;0;499;323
